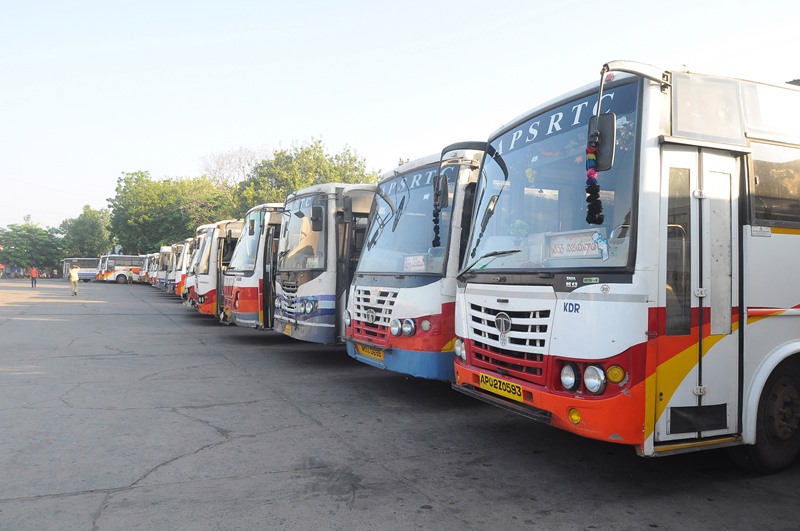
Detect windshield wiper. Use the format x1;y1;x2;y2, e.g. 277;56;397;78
458;249;521;279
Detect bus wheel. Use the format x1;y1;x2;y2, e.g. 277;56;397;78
116;274;128;284
729;359;800;473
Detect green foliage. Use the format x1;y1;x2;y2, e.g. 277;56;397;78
107;171;234;253
236;139;379;212
0;223;64;272
60;205;112;257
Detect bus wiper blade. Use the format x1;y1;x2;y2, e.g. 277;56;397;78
457;249;521;279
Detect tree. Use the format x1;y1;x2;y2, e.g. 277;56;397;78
107;171;234;254
236;139;379;211
60;205;112;257
0;223;64;274
201;146;269;212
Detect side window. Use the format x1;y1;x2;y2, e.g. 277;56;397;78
752;142;800;225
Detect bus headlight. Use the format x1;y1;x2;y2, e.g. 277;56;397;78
583;365;607;394
401;318;416;336
454;338;466;361
389;319;402;336
303;300;315;314
343;309;351;326
274;298;281;309
560;363;580;392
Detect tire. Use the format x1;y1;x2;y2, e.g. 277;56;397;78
729;358;800;473
115;274;128;284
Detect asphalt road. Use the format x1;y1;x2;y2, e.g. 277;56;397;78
1;278;798;531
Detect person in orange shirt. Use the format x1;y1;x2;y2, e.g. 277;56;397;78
30;266;39;288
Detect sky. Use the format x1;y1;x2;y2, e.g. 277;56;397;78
1;0;796;229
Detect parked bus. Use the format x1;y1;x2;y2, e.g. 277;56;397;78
61;257;99;282
343;143;485;380
451;60;800;473
96;254;145;283
165;242;185;294
222;203;284;329
184;224;214;306
141;252;158;285
154;245;172;290
194;219;243;317
173;238;194;297
274;183;376;345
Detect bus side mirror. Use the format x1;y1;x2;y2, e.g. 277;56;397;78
481;195;499;231
311;205;324;232
342;196;353;223
588;113;616;172
433;173;449;210
248;219;256;236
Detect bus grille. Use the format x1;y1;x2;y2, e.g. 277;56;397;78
467;303;551;385
351;288;398;346
281;280;298;317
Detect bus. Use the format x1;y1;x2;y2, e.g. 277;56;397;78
274;183;376;345
343;143;485;380
96;254;145;283
155;245;172;290
173;238;194;297
61;257;99;282
184;224;214;306
222;203;284;329
194;219;243;317
451;60;800;473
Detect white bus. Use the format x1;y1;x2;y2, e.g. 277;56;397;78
155;245;172;290
274;183;376;345
452;60;800;473
222;203;284;329
194;219;243;317
172;238;194;297
96;254;145;283
61;257;99;282
343;143;485;380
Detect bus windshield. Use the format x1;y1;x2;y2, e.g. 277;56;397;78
465;81;640;272
358;162;455;275
277;194;326;271
229;209;265;272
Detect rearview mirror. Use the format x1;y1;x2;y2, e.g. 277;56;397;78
311;205;324;232
588;113;616;172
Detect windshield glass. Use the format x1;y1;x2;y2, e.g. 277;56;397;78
277;194;326;271
465;81;639;272
228;209;265;272
357;162;457;275
191;233;208;274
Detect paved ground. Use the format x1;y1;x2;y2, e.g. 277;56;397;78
1;278;798;531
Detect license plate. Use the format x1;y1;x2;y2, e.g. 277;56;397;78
283;323;292;335
356;344;384;361
478;373;523;402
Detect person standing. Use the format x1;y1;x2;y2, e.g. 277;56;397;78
68;264;80;296
30;266;39;287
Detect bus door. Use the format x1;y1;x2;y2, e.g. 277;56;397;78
262;225;277;329
656;144;740;443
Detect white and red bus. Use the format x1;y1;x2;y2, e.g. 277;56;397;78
184;224;214;306
155;245;172;290
172;238;194;297
452;60;800;473
194;219;243;317
343;143;485;380
222;203;284;329
96;254;145;283
274;183;376;345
